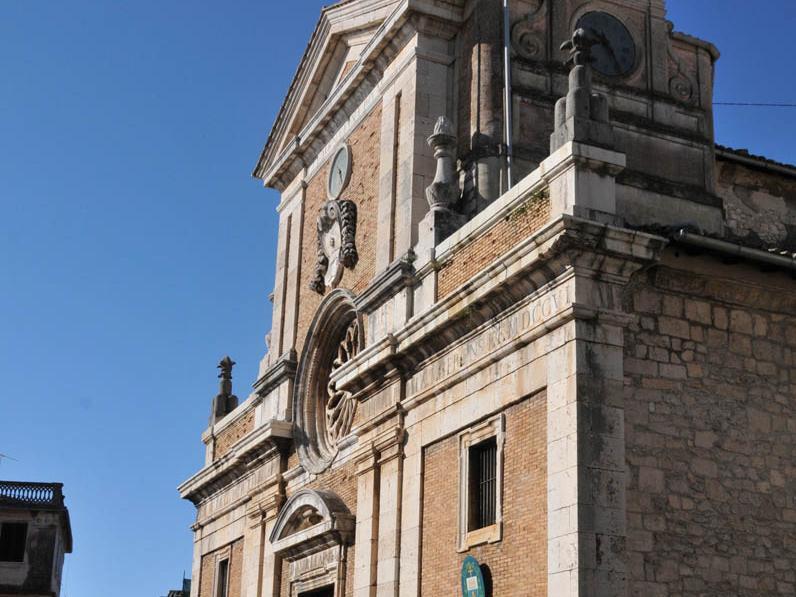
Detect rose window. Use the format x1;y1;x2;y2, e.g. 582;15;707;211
295;290;362;474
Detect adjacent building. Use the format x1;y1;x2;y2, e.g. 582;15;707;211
162;577;192;597
180;1;796;596
0;481;72;597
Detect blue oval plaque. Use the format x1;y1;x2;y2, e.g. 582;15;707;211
460;555;486;597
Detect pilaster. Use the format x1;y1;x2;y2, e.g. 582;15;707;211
244;492;284;597
190;527;202;597
262;496;286;597
540;32;667;589
375;436;404;597
397;431;421;597
544;235;666;597
353;447;379;597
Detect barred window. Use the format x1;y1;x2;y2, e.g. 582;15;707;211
458;414;504;551
469;437;498;530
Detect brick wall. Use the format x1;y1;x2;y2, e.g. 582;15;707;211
294;104;382;357
420;393;547;596
625;262;796;596
438;190;550;299
199;539;244;597
214;409;255;460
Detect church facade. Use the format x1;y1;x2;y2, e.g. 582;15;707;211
179;1;796;596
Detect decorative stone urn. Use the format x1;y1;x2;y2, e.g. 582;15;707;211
425;116;460;210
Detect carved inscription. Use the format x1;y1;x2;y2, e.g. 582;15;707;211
289;545;340;581
407;285;571;398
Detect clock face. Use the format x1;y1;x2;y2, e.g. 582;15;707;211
576;12;636;77
327;144;351;200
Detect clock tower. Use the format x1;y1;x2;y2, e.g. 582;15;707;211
508;0;720;231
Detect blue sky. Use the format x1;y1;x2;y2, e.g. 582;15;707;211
0;1;793;595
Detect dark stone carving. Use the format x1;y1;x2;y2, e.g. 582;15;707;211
667;49;696;104
512;23;544;61
550;28;614;153
210;355;238;424
561;27;599;67
511;2;546;62
309;199;359;295
669;74;694;102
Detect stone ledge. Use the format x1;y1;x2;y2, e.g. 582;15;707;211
253;350;298;397
354;256;416;313
333;216;667;400
179;419;292;505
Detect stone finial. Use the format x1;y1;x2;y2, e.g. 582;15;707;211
432;115;455;137
218;355;234;386
415;116;467;258
425;116;460;210
210;355;238;424
550;28;613;153
560;27;598;67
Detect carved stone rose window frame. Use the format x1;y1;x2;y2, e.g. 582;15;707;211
294;289;363;474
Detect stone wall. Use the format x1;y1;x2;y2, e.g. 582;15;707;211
420;393;547;596
294;104;382;357
624;257;796;596
716;158;796;249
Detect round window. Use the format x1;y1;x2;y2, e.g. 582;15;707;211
294;290;362;473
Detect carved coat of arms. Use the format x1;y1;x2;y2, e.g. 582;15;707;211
309;199;358;294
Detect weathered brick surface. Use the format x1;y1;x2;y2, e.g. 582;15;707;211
625;264;796;596
420;393;547;596
285;445;300;472
294;105;382;356
200;551;214;597
438;191;550;299
229;540;244;597
199;539;244;597
278;460;358;597
214;409;255;460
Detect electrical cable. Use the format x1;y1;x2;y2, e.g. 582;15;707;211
714;102;796;107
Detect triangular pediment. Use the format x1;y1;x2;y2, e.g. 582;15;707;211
254;0;402;183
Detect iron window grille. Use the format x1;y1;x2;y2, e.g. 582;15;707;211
469;437;498;530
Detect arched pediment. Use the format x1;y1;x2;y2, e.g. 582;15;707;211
269;489;354;561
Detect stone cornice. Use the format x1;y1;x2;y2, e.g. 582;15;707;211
670;30;720;61
354;255;417;313
179;420;293;505
253;350;298;397
253;0;464;192
333;216;667;398
253;0;401;182
254;0;411;187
